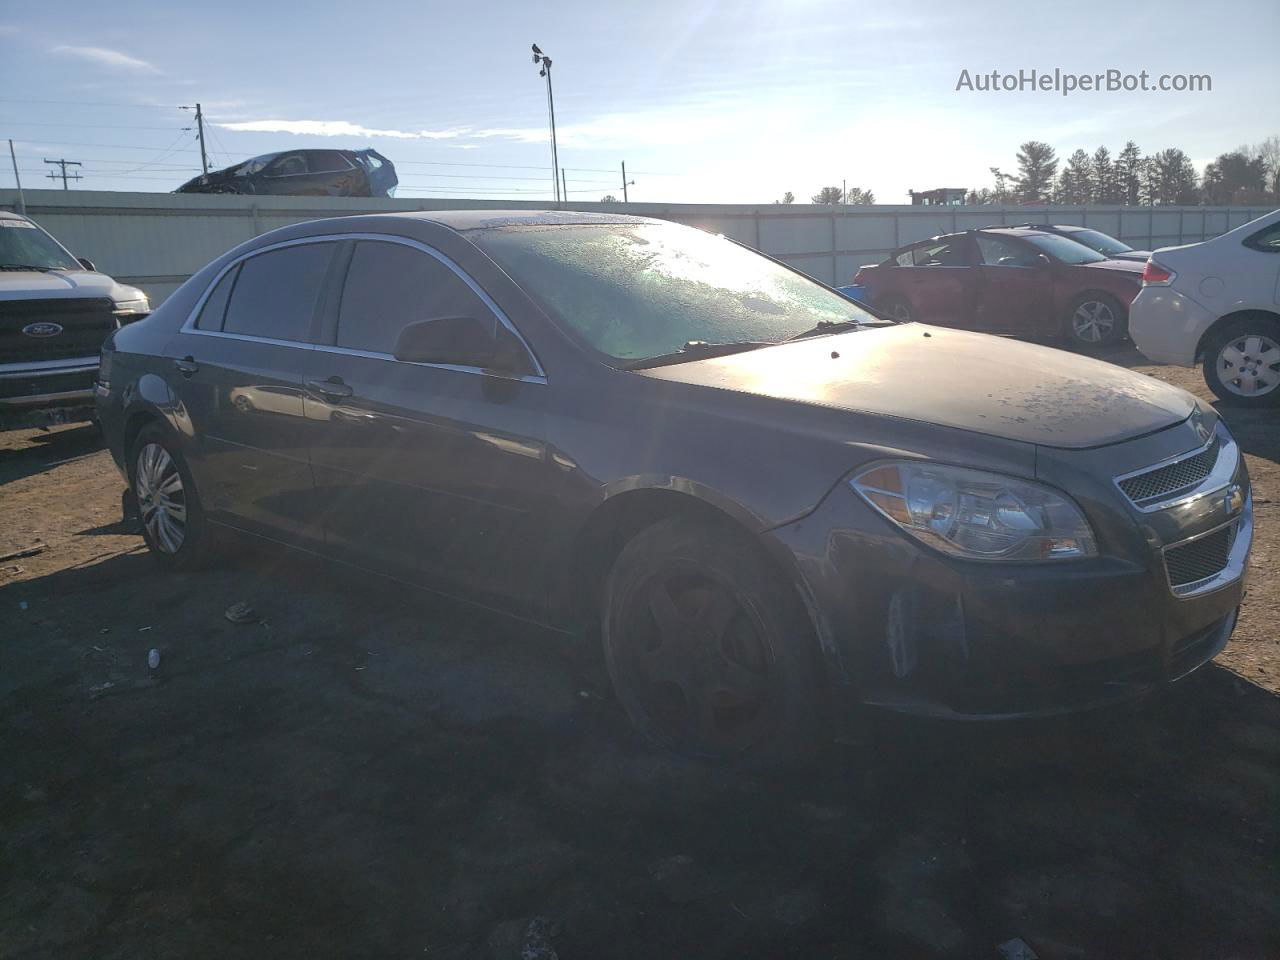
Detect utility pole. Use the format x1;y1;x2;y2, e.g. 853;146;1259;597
43;158;82;190
180;102;209;174
620;161;635;203
531;44;560;202
561;167;568;204
8;140;25;214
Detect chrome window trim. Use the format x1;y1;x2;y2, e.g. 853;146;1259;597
0;356;99;375
180;232;546;381
1113;421;1239;513
1162;491;1253;599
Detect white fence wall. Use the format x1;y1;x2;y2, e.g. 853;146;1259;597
2;189;1272;306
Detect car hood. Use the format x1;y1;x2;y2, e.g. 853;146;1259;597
0;269;144;304
639;324;1196;449
1079;258;1146;275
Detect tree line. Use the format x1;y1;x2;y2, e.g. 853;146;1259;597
972;136;1278;206
767;135;1279;206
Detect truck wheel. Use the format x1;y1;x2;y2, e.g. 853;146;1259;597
602;517;821;764
878;296;915;323
129;423;218;569
1202;315;1280;407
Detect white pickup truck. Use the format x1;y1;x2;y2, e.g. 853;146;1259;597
1;210;150;430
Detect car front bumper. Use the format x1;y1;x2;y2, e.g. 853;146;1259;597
1130;286;1216;366
770;424;1252;721
0;357;99;430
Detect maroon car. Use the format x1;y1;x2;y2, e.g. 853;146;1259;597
852;227;1144;346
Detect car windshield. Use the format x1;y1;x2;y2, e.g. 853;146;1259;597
1065;228;1134;257
1023;233;1108;265
474;222;880;363
0;219;79;270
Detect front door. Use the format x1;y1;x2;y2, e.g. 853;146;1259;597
973;234;1053;334
165;240;337;546
306;237;557;616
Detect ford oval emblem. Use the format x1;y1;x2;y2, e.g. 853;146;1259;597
22;321;64;338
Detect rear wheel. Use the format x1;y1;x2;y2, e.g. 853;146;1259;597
1067;292;1126;347
602;517;820;763
129;423;218;569
1202;315;1280;407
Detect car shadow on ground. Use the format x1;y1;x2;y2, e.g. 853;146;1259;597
2;539;1277;960
0;423;103;487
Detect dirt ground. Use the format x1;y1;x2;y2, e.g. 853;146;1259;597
1;345;1277;959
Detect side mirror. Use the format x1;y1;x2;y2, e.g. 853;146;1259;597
394;316;522;371
77;257;96;272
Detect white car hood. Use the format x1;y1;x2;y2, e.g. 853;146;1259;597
0;269;145;304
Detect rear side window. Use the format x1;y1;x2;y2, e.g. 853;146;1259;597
195;265;238;330
912;239;968;266
223;243;334;342
308;151;352;173
1244;222;1280;252
336;240;497;354
893;249;913;266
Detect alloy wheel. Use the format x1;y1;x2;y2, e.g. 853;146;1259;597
1218;334;1280;398
135;442;187;553
1072;299;1116;343
619;568;776;755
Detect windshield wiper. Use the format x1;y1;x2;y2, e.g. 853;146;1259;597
624;339;773;370
0;263;56;272
785;319;867;341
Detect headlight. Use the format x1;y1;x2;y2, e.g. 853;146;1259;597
851;461;1096;561
113;297;150;326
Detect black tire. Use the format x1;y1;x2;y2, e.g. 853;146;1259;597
878;295;915;323
601;517;821;763
1065;292;1127;347
1202;315;1280;408
128;423;218;570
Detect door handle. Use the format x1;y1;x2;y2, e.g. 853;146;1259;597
174;356;199;377
306;376;354;400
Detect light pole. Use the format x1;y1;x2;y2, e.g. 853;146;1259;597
532;43;560;203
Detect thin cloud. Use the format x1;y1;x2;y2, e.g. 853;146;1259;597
52;45;160;73
218;119;467;140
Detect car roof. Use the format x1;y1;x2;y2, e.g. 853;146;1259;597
361;209;665;232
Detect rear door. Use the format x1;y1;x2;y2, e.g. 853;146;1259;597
305;236;556;616
973;234;1053;334
166;240;338;547
902;235;978;327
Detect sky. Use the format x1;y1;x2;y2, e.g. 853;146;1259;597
1;0;1277;204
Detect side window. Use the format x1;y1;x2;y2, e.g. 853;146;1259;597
336;241;499;355
308;151;352;173
195;264;238;330
912;239;968;267
977;235;1036;267
266;153;307;178
1244;222;1280;252
223;243;334;342
893;249;914;266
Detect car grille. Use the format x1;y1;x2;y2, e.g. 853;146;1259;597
1164;524;1235;589
1118;440;1218;507
0;368;98;400
0;298;115;364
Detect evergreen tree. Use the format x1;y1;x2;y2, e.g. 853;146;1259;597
1014;141;1058;203
1092;146;1117;204
1055;149;1094;204
1115;141;1144;205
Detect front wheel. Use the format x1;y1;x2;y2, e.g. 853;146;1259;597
601;517;821;763
1202;316;1280;408
129;423;218;569
1067;292;1126;347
